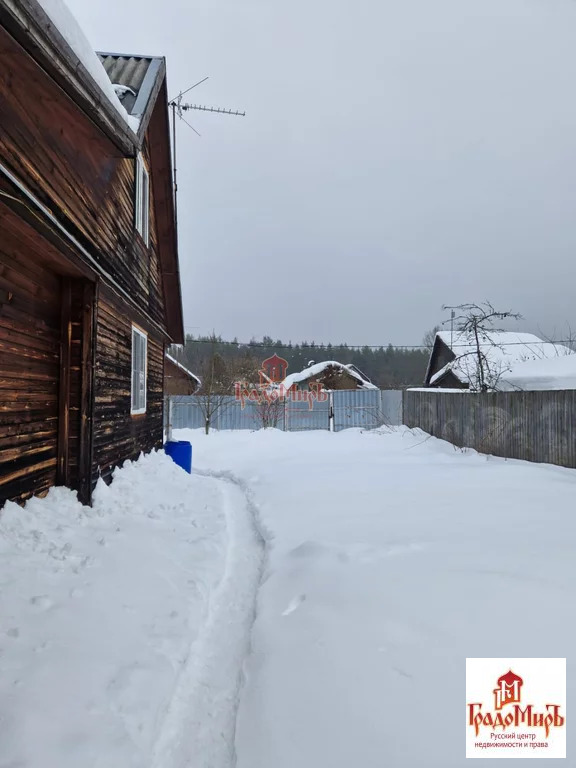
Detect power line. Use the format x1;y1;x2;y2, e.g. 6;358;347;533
178;333;576;352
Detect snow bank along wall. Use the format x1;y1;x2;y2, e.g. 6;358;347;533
403;389;576;469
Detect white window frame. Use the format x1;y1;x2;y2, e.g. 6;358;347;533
131;325;148;415
135;153;150;246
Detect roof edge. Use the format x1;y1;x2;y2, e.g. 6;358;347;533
97;52;166;141
0;0;139;154
147;78;184;343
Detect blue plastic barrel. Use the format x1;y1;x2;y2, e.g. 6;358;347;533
164;440;192;473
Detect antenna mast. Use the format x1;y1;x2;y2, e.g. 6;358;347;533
168;78;246;218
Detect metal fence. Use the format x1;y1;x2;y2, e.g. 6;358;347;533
403;388;576;469
333;389;381;431
285;396;331;431
168;389;403;433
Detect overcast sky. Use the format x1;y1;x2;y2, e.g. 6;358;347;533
67;0;576;346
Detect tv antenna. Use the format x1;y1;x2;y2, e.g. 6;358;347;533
168;77;246;221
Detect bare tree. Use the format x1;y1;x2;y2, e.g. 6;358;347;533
231;353;262;387
196;336;235;434
442;302;522;392
252;390;285;429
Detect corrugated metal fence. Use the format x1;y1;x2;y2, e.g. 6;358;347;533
333;389;402;431
403;389;576;469
284;396;332;431
169;389;402;433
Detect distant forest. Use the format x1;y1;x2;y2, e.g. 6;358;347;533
175;334;430;389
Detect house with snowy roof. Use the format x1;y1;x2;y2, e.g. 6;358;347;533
0;0;184;505
424;331;573;390
281;361;379;392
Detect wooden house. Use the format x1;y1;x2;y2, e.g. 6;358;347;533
424;331;572;389
0;0;184;505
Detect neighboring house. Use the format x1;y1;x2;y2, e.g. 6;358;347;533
0;0;183;505
281;361;378;392
424;331;572;390
164;354;201;396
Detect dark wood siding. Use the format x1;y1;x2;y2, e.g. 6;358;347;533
0;23;177;505
427;339;458;385
0;24;165;327
432;370;466;389
0;195;97;505
0;227;61;502
92;289;164;485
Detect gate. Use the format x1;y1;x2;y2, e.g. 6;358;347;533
333;389;383;432
284;397;331;431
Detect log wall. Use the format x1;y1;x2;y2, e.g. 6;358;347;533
92;289;164;486
0;24;165;327
0;224;61;502
0;22;174;505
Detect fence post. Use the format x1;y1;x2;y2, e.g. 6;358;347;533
167;396;173;441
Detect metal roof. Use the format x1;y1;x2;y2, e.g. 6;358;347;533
97;53;164;121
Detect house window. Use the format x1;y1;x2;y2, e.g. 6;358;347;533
135;153;150;245
131;326;147;414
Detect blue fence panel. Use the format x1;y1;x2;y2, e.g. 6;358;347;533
333;389;382;432
216;397;267;430
284;397;330;431
169;395;283;431
170;396;205;430
214;396;242;429
169;390;402;433
381;390;403;426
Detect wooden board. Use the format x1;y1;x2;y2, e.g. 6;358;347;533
0;236;61;503
0;24;166;329
91;288;164;487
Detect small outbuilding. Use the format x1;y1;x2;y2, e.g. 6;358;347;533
164;355;201;396
281;361;378;392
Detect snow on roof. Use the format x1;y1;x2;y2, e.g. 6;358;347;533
38;0;140;133
281;361;378;391
165;354;201;387
500;352;576;391
432;331;573;388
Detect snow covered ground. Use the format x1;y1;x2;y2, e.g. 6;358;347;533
1;427;574;766
0;451;263;768
179;426;575;768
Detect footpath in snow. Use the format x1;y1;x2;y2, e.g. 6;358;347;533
179;426;576;768
2;426;574;767
0;451;263;768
